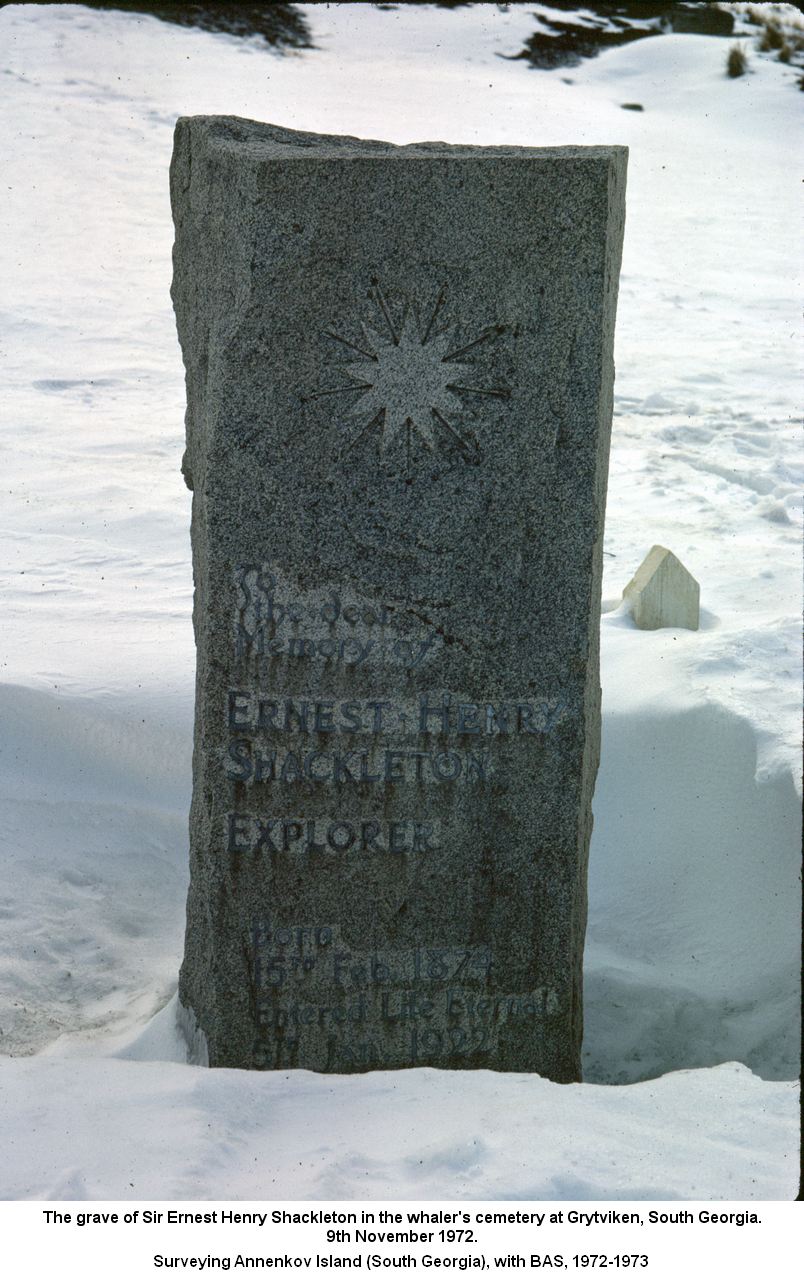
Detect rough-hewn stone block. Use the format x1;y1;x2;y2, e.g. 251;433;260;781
171;117;627;1080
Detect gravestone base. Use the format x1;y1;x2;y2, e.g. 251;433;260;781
171;117;626;1080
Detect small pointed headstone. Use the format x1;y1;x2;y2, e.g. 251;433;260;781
623;545;700;631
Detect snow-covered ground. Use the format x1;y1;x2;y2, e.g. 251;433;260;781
0;2;800;1200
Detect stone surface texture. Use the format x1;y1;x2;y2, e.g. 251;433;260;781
624;544;700;631
171;117;627;1081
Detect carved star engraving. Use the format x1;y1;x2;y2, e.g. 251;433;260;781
309;282;509;470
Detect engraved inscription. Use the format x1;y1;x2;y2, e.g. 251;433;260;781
251;923;492;989
225;561;569;1061
227;691;568;737
228;815;439;854
233;564;440;668
225;745;492;787
249;922;561;1070
223;690;567;790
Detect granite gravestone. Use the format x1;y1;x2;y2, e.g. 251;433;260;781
171;117;626;1081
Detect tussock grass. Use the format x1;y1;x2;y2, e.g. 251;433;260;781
727;43;749;77
759;20;785;51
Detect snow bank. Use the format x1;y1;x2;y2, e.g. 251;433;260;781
0;683;188;1056
587;661;800;1083
0;1054;796;1201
